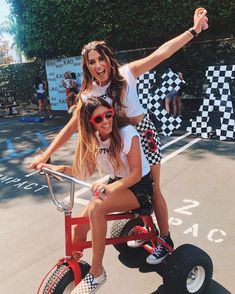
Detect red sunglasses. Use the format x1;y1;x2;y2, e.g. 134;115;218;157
89;108;115;125
144;129;157;152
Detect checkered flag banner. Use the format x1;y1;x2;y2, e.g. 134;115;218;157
137;68;185;136
137;71;156;110
187;65;235;140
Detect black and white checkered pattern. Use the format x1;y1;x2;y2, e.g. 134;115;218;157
136;115;162;165
137;71;156;110
187;65;235;140
71;271;107;294
137;69;184;136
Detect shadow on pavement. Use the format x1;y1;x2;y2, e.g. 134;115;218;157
151;281;231;294
118;251;231;294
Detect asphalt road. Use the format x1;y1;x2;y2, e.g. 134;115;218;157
0;111;234;294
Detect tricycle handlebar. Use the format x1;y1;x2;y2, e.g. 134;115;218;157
42;167;91;213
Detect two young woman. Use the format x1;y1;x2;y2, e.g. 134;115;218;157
30;7;208;268
38;97;153;293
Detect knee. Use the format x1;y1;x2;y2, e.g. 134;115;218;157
73;224;79;235
88;199;105;220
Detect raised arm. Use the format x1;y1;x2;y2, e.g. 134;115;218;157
129;8;208;78
29;113;78;169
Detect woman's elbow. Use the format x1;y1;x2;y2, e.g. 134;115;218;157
135;169;142;183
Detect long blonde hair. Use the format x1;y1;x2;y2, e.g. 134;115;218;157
78;40;127;112
72;97;124;179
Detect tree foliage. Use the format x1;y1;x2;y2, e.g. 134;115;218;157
0;40;13;64
6;0;235;59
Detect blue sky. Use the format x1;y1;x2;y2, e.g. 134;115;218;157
0;0;10;24
0;0;13;44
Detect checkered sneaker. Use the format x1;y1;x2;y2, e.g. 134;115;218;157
136;115;162;165
71;270;107;294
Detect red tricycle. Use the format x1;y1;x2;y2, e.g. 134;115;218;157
37;168;213;294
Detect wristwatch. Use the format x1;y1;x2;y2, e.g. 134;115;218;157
188;28;198;38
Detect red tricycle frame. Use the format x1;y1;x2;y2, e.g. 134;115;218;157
37;167;213;294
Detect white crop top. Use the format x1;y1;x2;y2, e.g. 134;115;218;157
81;64;146;117
96;125;150;179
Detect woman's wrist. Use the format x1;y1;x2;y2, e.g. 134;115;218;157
188;28;199;38
39;151;50;162
61;165;67;173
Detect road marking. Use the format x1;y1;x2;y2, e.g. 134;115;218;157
161;138;201;164
25;171;38;177
161;132;191;150
35;132;49;147
6;139;15;155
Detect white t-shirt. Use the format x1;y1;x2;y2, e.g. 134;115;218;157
37;83;44;94
96;125;150;179
81;64;145;117
64;79;71;88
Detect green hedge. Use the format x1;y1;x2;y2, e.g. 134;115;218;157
0;60;45;106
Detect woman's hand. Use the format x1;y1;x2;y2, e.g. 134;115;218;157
91;182;110;200
28;150;49;170
37;163;65;173
193;8;209;34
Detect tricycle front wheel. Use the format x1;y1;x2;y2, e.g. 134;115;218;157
42;260;90;294
163;244;213;294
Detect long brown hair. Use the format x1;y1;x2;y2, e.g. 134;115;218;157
79;40;127;112
72;97;124;179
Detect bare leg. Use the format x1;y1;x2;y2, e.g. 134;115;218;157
150;164;169;236
88;189;140;277
66;92;75;109
173;97;178;116
165;97;171;114
44;99;52;115
72;205;91;258
38;99;43;116
175;95;182;115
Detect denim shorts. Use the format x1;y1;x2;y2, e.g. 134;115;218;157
167;89;178;100
108;172;153;208
37;93;45;100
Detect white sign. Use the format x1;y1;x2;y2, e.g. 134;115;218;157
45;56;83;110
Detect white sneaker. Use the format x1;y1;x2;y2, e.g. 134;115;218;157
71;270;107;294
127;239;146;248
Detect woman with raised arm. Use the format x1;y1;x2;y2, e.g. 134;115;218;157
30;8;208;264
38;97;153;293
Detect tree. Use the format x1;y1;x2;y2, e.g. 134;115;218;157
0;21;14;65
0;39;13;64
0;18;23;64
6;0;235;60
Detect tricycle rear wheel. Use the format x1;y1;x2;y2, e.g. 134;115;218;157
110;218;149;254
163;244;213;294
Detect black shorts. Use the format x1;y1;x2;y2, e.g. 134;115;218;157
108;172;153;208
37;93;45;100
